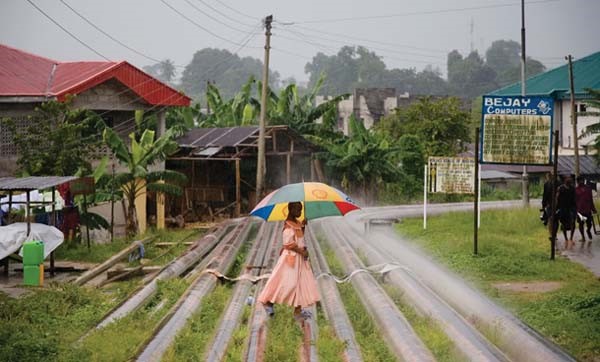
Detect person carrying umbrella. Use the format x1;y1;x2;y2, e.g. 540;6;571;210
257;201;320;321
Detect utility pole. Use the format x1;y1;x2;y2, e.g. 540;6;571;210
567;54;580;177
256;15;272;202
206;80;211;115
520;0;529;206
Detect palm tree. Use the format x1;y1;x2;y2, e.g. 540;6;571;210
103;127;186;236
580;88;600;162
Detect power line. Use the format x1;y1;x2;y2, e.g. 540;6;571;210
159;0;261;48
58;0;186;68
273;28;446;68
181;0;253;34
193;0;256;28
24;0;110;61
286;0;561;24
212;0;261;21
277;26;446;60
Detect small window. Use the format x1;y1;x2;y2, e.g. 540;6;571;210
579;104;587;113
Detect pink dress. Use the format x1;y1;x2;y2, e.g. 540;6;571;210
258;221;320;308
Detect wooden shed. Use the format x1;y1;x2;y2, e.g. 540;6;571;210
166;125;322;221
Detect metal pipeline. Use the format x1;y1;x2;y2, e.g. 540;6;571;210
136;219;253;361
305;225;363;362
95;222;232;329
321;222;435;362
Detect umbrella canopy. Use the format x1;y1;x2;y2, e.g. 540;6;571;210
251;182;360;221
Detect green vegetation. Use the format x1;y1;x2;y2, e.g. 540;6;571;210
384;285;462;362
163;236;253;361
316;306;346;362
162;283;233;361
55;229;200;265
263;306;304;362
223;300;251;362
0;278;187;362
396;207;600;360
321;244;396;362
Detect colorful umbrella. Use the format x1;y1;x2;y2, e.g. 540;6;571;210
250;182;360;221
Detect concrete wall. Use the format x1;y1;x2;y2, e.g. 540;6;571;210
559;99;599;155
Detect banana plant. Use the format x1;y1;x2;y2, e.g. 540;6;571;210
103;127;187;236
323;115;400;204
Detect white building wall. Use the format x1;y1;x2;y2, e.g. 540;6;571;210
559;99;600;155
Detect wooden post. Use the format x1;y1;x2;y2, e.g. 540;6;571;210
567;54;580;177
474;127;480;255
157;180;165;230
550;130;559;260
73;238;150;286
134;178;147;235
256;15;273;199
310;154;315;181
235;159;241;217
111;161;115;243
50;187;56;276
26;191;31;236
286;153;291;185
84;194;90;250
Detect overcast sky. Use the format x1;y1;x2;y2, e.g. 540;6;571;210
1;0;599;83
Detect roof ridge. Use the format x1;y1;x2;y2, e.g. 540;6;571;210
0;43;58;63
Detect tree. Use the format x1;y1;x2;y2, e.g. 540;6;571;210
103;127;186;236
485;40;546;86
447;50;498;99
180;48;279;101
2;100;104;176
377;97;470;157
579;88;600;163
323;115;400;204
199;77;260;127
268;74;349;137
143;59;177;84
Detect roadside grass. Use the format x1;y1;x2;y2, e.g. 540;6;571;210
396;207;600;360
55;228;201;265
383;284;463;362
0;278;187;362
322;244;397;362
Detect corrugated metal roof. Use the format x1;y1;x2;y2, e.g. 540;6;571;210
481;170;519;180
0;43;190;106
0;176;78;191
557;155;600;177
178;127;258;148
490;51;600;99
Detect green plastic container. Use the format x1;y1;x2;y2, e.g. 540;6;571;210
22;240;44;265
23;265;43;286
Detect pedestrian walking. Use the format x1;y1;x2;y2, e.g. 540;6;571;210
575;176;596;243
258;202;320;321
556;175;576;249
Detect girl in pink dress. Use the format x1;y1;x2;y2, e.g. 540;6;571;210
258;202;320;320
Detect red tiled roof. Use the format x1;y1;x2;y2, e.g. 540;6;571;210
0;43;190;106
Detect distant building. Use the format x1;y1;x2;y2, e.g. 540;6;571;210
0;43;190;177
486;50;600;179
491;51;600;156
317;88;467;135
317;88;401;134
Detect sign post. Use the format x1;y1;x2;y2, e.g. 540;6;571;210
480;96;554;165
474;128;480;255
481;95;555;259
